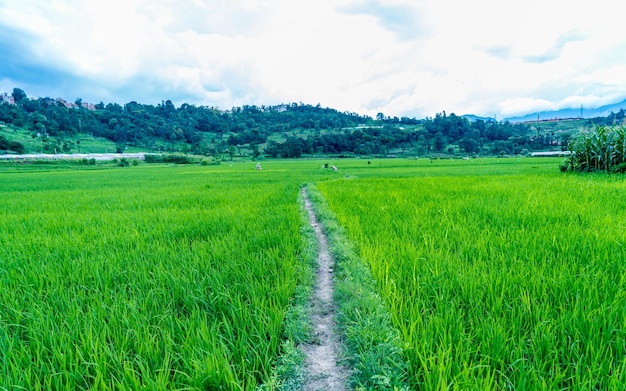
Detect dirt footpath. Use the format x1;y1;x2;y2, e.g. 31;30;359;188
301;188;350;391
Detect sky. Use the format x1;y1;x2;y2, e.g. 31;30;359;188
1;0;626;119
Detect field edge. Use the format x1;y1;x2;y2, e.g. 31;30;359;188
304;183;411;390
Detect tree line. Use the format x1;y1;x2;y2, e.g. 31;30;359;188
0;87;607;157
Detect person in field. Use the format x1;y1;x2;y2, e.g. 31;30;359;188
256;162;262;171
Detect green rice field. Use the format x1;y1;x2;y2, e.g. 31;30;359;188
1;158;625;390
317;161;626;389
0;162;323;390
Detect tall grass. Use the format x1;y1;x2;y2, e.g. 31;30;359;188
0;165;305;390
318;171;626;389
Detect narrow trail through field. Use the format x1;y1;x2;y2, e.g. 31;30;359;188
301;188;350;391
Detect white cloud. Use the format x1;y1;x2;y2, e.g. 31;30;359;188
1;0;626;118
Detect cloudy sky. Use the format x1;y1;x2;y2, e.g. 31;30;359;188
1;0;625;119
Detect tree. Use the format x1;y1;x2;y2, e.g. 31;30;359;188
12;88;27;103
264;141;280;157
227;145;236;160
459;137;479;153
281;137;303;158
433;132;447;151
249;142;261;159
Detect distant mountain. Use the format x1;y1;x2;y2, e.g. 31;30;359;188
504;99;626;123
461;114;496;122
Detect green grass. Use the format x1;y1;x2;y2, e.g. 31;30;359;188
316;164;626;389
305;184;410;390
0;125;169;154
259;190;317;391
0;164;317;390
2;157;622;390
0;126;122;154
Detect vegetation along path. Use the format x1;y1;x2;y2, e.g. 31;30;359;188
300;187;350;390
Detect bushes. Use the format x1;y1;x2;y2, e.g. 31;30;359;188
564;125;626;172
144;153;193;164
0;134;25;153
144;154;219;165
81;158;97;166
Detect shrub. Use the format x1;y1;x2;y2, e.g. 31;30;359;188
80;158;97;166
144;154;196;164
144;154;164;163
163;154;192;164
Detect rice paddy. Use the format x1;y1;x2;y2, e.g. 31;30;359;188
1;158;624;390
0;163;315;390
317;162;626;389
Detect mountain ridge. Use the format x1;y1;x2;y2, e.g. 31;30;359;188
503;99;626;123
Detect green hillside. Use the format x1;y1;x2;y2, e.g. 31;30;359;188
2;87;621;158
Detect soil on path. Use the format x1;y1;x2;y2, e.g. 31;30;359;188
301;188;350;391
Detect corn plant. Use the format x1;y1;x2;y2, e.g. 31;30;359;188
565;125;626;172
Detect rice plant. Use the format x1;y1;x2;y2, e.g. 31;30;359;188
317;171;626;389
3;157;619;390
0;164;306;390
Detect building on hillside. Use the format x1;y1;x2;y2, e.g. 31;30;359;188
0;93;15;105
55;98;96;110
81;102;96;111
273;104;288;113
56;98;76;108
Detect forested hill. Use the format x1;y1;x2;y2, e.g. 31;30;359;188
0;87;599;158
